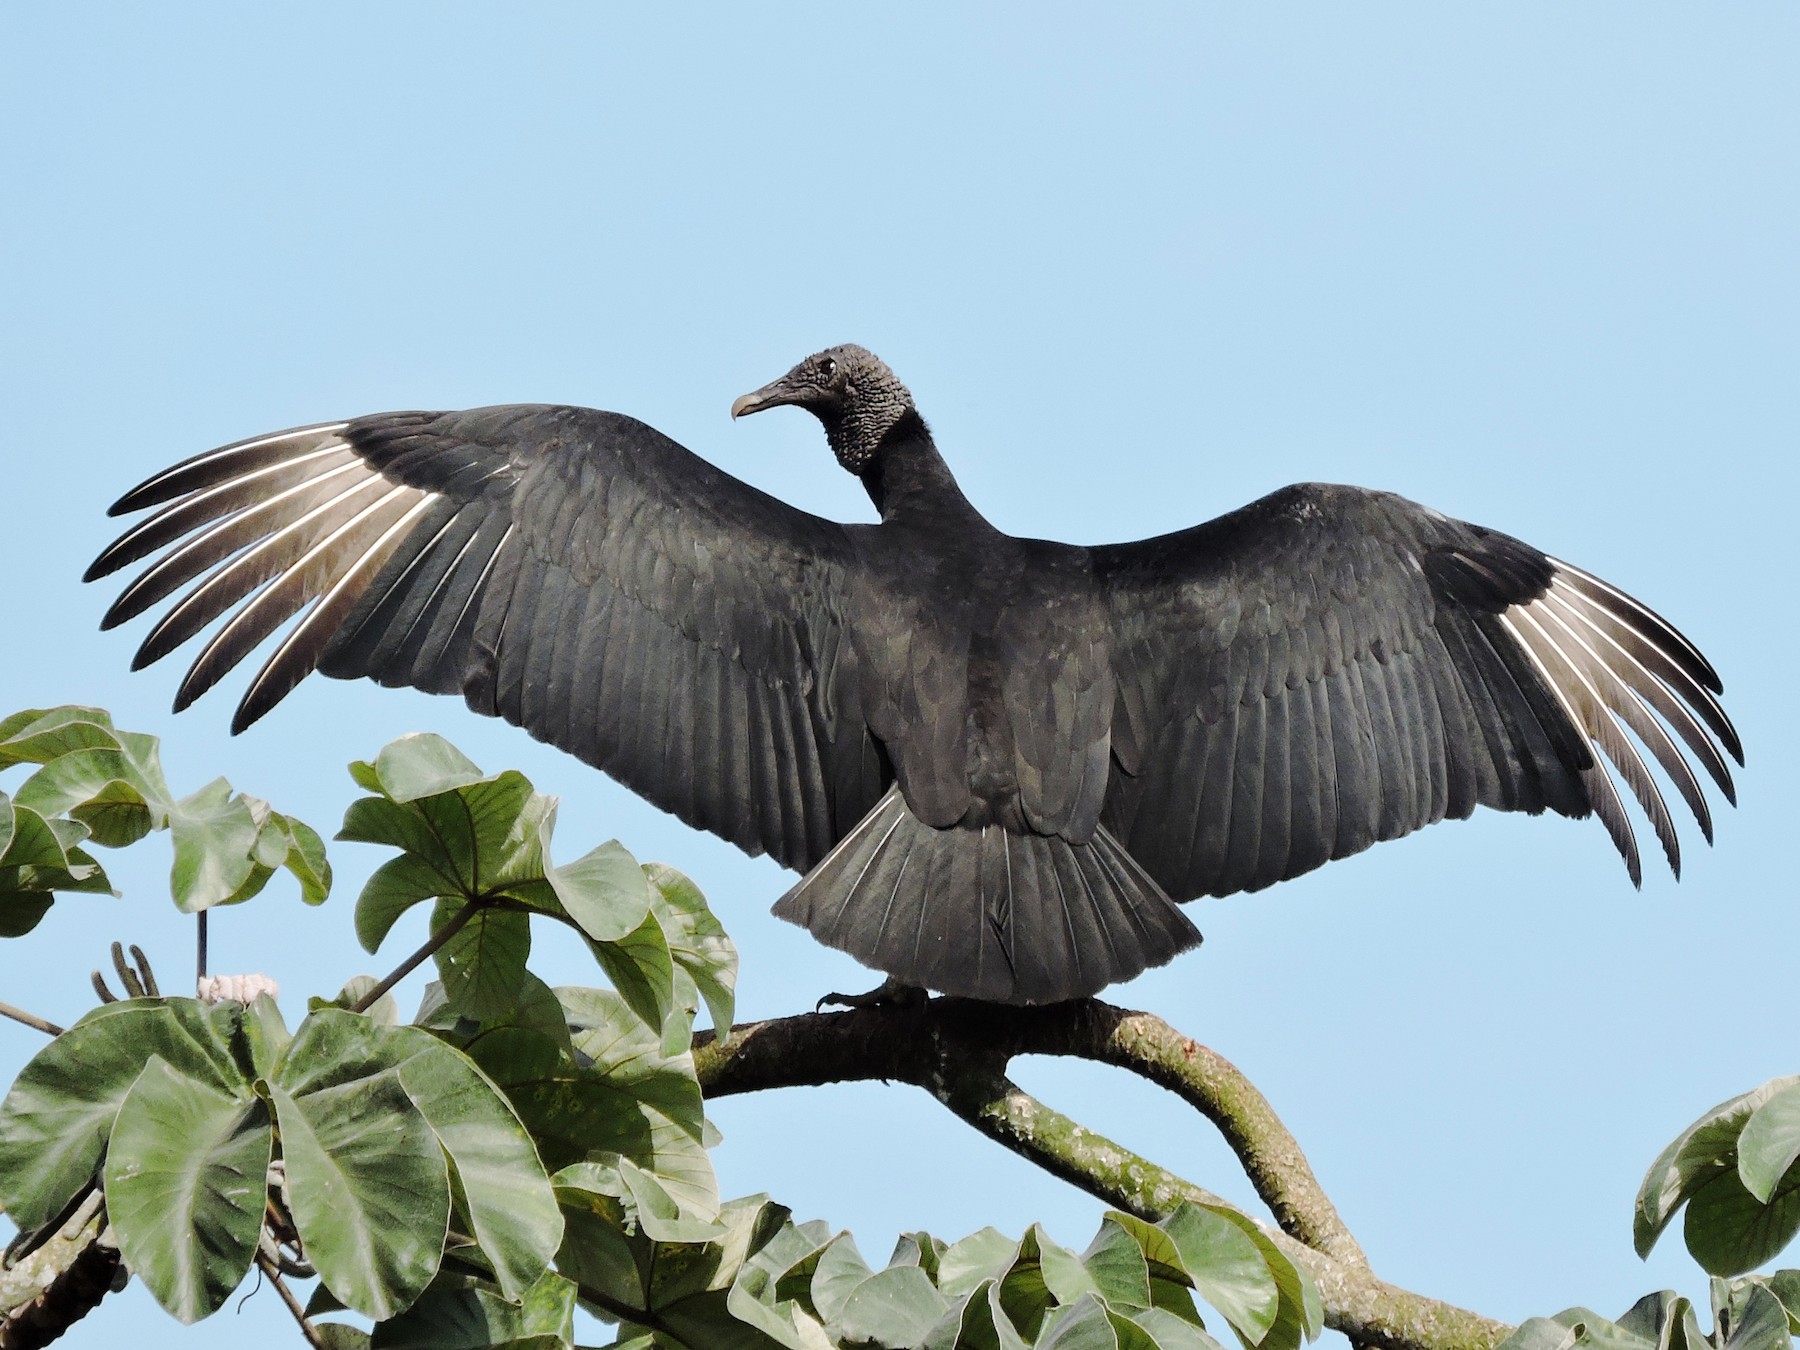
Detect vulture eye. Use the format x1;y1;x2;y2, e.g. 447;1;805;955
821;357;838;379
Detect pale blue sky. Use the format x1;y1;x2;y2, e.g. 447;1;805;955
2;6;1796;1347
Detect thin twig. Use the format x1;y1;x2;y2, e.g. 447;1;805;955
255;1254;325;1350
195;911;208;986
0;1001;62;1037
349;900;481;1014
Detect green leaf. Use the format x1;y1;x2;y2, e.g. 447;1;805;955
241;993;293;1080
832;1264;951;1349
435;899;532;1022
340;765;549;900
550;841;652;943
370;1269;576;1349
271;1016;454;1319
1153;1206;1277;1347
314;1325;373;1350
1683;1165;1800;1277
329;976;400;1027
1199;1206;1319;1350
643;862;737;1035
1026;1224;1099;1308
14;743;169;844
1636;1078;1800;1259
937;1228;1022;1300
0;707;122;767
927;1277;1030;1350
1121;1308;1227;1350
555;1159;724;1244
726;1217;837;1350
0;999;248;1227
1495;1317;1590;1350
810;1233;875;1325
389;1026;564;1302
1760;1270;1800;1333
271;1071;448;1320
554;1199;646;1313
365;733;488;803
102;1056;271;1322
1740;1084;1800;1207
588;907;677;1039
1039;1292;1167;1350
358;853;459;952
168;779;261;912
251;808;331;906
1615;1291;1707;1350
1083;1218;1154;1312
547;987;716;1217
995;1226;1058;1343
0;891;53;937
1719;1283;1793;1350
282;813;331;903
272;1010;561;1305
642;1195;793;1345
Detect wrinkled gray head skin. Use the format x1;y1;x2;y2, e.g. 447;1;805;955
731;344;916;473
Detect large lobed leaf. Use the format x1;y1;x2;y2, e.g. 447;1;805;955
0;999;247;1228
271;1009;564;1317
1637;1075;1800;1276
102;1056;272;1323
343;734;694;1035
0;705;328;930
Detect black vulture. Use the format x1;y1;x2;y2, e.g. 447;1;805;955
88;345;1741;1005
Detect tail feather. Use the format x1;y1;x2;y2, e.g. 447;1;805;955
774;786;1200;1004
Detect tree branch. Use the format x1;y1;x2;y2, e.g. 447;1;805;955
0;1195;119;1350
694;998;1510;1350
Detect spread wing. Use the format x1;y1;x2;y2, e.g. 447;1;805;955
88;405;891;871
1095;482;1741;900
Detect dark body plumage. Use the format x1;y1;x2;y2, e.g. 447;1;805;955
89;345;1741;1004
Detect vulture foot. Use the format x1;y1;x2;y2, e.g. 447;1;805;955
816;978;928;1012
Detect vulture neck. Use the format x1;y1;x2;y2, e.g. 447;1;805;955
857;410;987;529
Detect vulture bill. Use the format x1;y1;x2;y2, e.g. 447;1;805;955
89;345;1742;1006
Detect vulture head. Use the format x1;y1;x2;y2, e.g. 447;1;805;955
731;344;916;472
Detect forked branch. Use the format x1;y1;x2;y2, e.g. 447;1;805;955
693;998;1510;1350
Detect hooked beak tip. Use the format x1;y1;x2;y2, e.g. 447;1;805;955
729;392;762;421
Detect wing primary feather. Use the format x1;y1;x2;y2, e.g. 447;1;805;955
1498;611;1643;884
1534;593;1715;841
107;423;353;516
233;493;438;730
88;445;360;582
1512;606;1679;874
129;471;393;666
1548;557;1723;694
1547;577;1739;762
104;458;368;628
174;484;421;712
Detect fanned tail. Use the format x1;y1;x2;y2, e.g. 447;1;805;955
773;786;1201;1004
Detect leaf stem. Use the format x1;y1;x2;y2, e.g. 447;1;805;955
0;999;64;1036
256;1252;325;1350
196;909;208;985
349;900;481;1014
